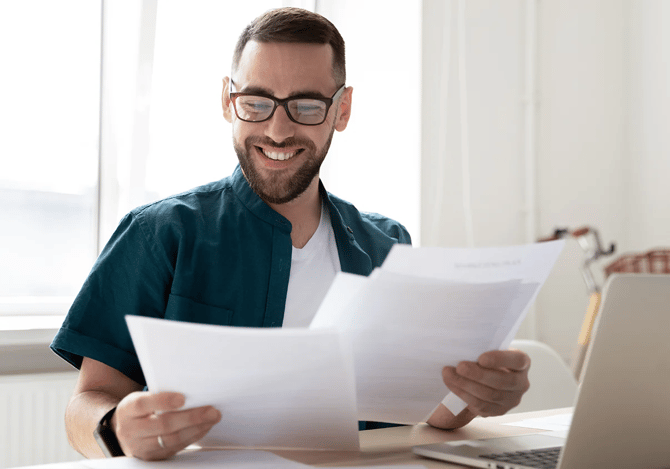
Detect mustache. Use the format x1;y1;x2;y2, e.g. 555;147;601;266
245;136;316;150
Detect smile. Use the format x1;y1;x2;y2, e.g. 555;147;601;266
258;147;303;161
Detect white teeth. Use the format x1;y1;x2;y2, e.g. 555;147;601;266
261;149;297;161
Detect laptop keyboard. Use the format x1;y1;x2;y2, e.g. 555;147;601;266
480;446;562;469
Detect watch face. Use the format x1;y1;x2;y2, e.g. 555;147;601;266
94;407;124;458
93;425;116;458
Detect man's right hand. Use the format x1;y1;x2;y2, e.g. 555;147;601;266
113;391;221;460
66;357;221;461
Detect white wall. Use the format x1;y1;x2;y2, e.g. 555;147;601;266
421;0;668;365
627;0;670;251
534;0;628;362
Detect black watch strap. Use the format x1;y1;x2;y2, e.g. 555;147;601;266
93;406;125;458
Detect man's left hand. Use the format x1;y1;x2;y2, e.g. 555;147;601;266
427;349;531;429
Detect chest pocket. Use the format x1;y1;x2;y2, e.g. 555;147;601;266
164;294;233;326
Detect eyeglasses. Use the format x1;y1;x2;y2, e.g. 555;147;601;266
229;80;346;126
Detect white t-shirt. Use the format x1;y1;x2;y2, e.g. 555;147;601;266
282;203;341;327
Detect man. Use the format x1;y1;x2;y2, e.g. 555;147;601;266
51;7;530;461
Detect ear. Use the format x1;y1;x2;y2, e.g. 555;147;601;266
222;77;233;123
334;86;353;132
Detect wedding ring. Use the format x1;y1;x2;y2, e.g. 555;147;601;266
157;435;165;449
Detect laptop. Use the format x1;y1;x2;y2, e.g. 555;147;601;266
413;274;670;469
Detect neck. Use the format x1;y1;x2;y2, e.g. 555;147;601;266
269;177;322;249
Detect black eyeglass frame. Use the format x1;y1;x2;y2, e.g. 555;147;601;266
229;80;346;126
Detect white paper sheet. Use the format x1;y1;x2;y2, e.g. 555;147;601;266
503;412;573;431
125;317;360;451
310;241;564;423
381;241;563;285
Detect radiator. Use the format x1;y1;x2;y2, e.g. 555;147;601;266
0;372;83;468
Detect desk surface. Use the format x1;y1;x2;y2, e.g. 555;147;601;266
18;408;572;468
279;408;571;468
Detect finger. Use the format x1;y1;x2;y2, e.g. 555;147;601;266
155;420;217;453
447;384;509;417
136;406;221;439
118;406;220;460
445;365;521;402
478;349;530;372
114;392;186;454
137;422;215;461
442;367;516;417
124;391;186;418
454;361;529;391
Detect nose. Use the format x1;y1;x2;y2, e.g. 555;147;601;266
264;105;295;143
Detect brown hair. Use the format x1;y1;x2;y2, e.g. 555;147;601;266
231;7;346;85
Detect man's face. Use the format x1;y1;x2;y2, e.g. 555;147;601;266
222;41;352;205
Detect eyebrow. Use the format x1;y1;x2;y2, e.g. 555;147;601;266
234;82;330;100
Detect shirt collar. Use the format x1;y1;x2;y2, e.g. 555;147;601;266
231;164;372;275
319;181;373;276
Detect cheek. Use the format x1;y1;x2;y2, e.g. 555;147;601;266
306;123;336;147
231;120;252;143
306;130;327;146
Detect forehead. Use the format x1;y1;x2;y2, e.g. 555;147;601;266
234;41;336;96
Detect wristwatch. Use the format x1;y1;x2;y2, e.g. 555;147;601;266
93;406;125;457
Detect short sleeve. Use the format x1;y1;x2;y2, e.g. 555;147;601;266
50;211;173;386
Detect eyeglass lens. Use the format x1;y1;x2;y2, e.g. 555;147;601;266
235;96;328;125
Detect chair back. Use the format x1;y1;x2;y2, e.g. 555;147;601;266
509;339;577;413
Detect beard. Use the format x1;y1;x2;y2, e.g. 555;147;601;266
233;126;335;205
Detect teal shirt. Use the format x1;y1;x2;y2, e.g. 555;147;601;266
51;166;411;428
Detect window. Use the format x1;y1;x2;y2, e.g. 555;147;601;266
0;0;101;318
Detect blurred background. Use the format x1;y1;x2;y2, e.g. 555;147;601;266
0;0;667;466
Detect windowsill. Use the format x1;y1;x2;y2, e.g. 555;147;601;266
0;315;75;374
0;315;64;346
0;297;71;345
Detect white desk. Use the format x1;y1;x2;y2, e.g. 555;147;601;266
15;408;572;468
